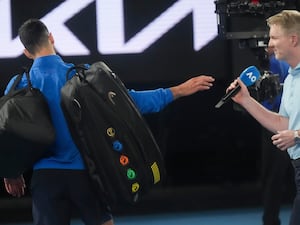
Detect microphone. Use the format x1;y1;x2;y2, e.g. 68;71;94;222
215;66;261;108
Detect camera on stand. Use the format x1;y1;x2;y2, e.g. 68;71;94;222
215;0;295;40
214;0;297;103
249;70;282;103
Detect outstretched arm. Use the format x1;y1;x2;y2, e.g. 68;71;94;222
170;75;215;100
4;175;26;197
227;78;288;133
129;75;215;114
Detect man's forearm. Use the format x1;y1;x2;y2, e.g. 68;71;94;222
241;96;288;133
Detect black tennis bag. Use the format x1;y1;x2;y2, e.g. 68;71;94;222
60;61;166;205
0;69;55;178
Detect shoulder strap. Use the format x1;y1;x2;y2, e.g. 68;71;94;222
7;67;32;95
66;64;88;82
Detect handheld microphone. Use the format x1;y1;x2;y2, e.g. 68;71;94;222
215;66;261;108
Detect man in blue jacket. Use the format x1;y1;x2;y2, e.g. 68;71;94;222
3;19;215;225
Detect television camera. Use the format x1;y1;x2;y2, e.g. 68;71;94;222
215;0;297;103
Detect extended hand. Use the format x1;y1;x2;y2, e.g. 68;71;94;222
170;75;215;99
4;175;26;197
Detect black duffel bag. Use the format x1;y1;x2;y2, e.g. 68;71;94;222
0;68;55;178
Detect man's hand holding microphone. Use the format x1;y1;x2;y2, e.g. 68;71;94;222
215;65;261;108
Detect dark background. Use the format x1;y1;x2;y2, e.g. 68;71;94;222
0;0;297;222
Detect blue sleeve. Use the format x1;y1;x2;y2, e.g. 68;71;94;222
269;55;289;82
4;74;28;95
262;56;289;111
129;88;174;114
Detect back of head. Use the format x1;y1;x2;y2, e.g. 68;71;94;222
18;19;50;55
267;10;300;36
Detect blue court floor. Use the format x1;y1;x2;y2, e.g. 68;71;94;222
1;183;295;225
2;206;292;225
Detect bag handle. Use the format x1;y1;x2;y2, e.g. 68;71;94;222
65;64;88;82
7;67;32;95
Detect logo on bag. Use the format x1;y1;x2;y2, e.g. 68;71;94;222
108;91;116;105
120;155;129;166
112;140;123;152
127;168;136;180
132;182;140;193
106;127;115;137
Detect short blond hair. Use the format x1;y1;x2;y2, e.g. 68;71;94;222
267;10;300;36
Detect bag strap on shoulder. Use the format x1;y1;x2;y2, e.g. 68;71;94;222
8;67;32;95
66;64;88;82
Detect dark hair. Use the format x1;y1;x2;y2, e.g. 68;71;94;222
18;19;49;54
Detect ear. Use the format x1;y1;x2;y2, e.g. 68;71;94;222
291;34;299;47
23;49;33;59
49;32;54;45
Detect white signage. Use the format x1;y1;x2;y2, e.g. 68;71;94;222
0;0;217;58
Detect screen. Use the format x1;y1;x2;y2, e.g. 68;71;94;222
0;0;227;92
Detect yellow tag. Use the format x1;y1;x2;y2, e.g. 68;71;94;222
151;162;160;184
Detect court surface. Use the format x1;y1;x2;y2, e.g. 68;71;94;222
2;205;292;225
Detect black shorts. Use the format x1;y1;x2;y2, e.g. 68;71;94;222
31;169;112;225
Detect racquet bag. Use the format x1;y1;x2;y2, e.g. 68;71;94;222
60;61;165;206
